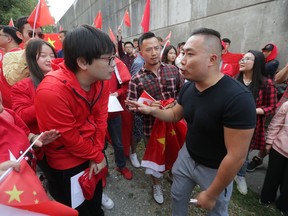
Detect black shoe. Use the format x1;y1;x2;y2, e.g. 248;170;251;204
247;156;263;172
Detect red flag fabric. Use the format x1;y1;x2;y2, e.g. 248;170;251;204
141;106;187;172
164;31;171;42
59;25;63;31
8;18;14;27
0;160;78;215
94;11;102;29
43;33;62;52
27;0;55;28
108;28;116;42
124;10;131;27
141;0;150;32
222;52;244;77
137;90;155;106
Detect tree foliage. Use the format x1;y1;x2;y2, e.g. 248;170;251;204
0;0;38;25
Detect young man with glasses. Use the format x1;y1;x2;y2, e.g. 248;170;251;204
2;17;44;86
34;25;115;216
127;32;183;204
0;26;23;108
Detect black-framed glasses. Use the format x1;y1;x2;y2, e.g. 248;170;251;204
100;55;116;66
28;31;44;39
0;33;9;38
239;57;255;64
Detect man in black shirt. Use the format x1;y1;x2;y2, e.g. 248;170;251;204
126;28;256;215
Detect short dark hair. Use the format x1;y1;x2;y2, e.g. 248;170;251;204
133;38;138;42
2;26;22;44
177;42;185;49
191;27;222;55
63;25;115;73
26;39;57;87
156;36;163;42
16;16;28;33
161;45;177;65
222;38;231;44
59;30;67;35
138;32;156;51
124;41;134;48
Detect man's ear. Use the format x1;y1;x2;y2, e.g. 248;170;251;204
209;54;218;66
76;57;88;71
16;31;23;40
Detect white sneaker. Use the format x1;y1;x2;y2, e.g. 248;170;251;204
234;175;248;195
153;185;164;204
102;193;114;210
130;153;140;168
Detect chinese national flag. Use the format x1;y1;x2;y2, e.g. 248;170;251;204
141;99;187;172
8;18;14;27
141;0;150;32
0;160;77;215
108;27;116;43
94;11;102;29
137;90;155;106
43;33;62;52
164;31;171;42
27;0;55;28
124;10;131;27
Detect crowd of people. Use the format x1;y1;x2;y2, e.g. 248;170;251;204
0;16;287;216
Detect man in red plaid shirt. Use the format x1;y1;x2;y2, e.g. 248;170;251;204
127;32;183;204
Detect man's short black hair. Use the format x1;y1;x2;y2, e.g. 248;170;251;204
124;41;134;48
59;30;67;35
177;42;185;49
138;32;156;51
63;25;115;73
16;16;28;33
191;28;221;39
2;26;22;44
133;38;138;42
222;38;231;44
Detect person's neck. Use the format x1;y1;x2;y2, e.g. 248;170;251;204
195;70;224;92
243;71;253;81
75;71;96;91
145;62;161;75
5;43;20;52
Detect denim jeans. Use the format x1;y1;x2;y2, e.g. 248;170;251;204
237;153;249;177
108;115;126;168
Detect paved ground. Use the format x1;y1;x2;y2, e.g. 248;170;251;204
103;146;269;216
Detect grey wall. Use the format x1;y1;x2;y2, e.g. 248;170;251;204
58;0;288;67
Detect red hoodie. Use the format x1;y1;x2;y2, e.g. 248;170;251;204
35;59;109;170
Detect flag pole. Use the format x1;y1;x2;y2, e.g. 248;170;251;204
160;40;170;58
32;0;41;38
0;132;44;182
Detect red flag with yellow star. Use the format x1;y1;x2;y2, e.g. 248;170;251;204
43;33;62;52
141;99;187;172
0;160;77;215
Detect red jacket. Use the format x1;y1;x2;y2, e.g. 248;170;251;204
11;78;39;134
35;59;109;170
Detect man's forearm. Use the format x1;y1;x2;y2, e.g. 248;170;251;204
275;64;288;84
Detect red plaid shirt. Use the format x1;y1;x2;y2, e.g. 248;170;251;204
251;78;277;150
127;63;184;136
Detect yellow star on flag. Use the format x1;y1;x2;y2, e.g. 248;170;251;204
34;199;39;204
170;129;176;136
47;37;56;48
5;185;24;203
157;137;166;154
33;191;37;196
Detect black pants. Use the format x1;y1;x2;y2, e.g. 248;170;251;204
261;148;288;212
47;161;104;216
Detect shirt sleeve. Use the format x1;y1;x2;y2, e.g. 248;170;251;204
258;80;277;116
223;91;257;129
266;102;288;145
127;76;140;101
3;50;29;86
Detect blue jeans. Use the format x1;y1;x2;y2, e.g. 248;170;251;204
171;144;233;216
237;154;249;177
108;115;126;168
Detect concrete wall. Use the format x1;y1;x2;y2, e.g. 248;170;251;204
58;0;288;67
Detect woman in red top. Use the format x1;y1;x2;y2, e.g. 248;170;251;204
11;39;57;135
234;50;277;195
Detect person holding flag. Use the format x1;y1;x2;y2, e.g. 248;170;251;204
126;28;256;215
127;32;183;204
35;25;115;216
